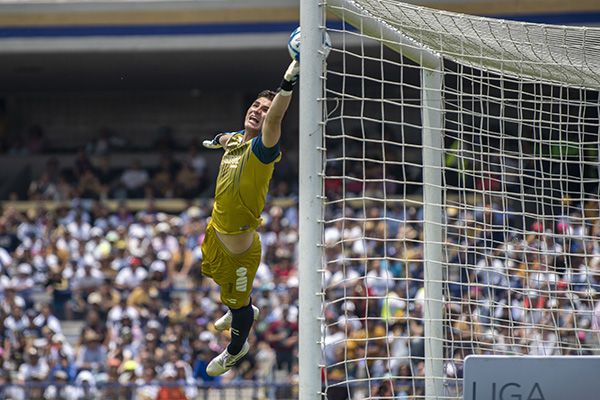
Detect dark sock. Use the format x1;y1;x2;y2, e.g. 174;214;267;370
227;302;254;355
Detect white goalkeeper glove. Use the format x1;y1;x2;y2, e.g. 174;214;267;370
279;60;299;96
202;133;225;149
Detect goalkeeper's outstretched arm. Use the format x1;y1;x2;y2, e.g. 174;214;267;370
202;132;233;149
262;60;299;148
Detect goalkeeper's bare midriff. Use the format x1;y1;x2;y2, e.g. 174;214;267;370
215;229;255;255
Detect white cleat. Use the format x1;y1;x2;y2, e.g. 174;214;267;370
214;305;260;331
206;341;250;377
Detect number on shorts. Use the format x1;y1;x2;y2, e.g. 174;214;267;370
235;267;248;292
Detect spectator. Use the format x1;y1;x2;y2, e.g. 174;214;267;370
119;160;150;198
1;281;25;315
174;161;200;199
75;330;107;373
17;347;49;384
0;218;20;252
192;331;220;383
117;359;138;399
180;211;204;278
32;303;61;335
77;168;103;199
55;173;76;201
87;127;127;155
127;224;150;258
95;155;117;197
73;148;94;180
87;280;120;320
127;277;154;309
43;369;71;400
151;155;176;198
66;211;91;241
156;365;187;400
101;357;122;399
108;305;141;345
264;305;298;373
79;308;108;346
143;332;165;365
151;222;179;261
176;359;198;399
71;257;105;296
65;370;98;400
114;257;147;290
185;143;207;177
49;346;76;382
110;202;134;227
11;263;35;305
0;368;26;400
135;364;158;400
28;164;60;200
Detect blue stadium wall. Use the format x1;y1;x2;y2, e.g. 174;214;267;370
0;0;598;52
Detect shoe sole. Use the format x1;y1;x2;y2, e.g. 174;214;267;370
206;342;250;377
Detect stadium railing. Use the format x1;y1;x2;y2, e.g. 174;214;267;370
0;380;299;400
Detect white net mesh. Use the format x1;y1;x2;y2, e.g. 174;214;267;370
320;1;600;399
330;0;600;88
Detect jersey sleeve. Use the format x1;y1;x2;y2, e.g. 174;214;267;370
251;136;281;164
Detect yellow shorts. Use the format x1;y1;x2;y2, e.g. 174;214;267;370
201;221;261;309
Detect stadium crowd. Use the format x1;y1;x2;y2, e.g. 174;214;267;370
24;149;296;202
0;129;598;399
0;190;598;399
5;126;298;202
320;195;600;399
0;199;300;399
26;145;210;201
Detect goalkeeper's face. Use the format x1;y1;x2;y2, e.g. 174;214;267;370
244;96;272;133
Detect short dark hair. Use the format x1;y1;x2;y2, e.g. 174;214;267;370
256;90;276;101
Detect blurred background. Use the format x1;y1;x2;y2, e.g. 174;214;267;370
0;0;599;201
0;0;599;399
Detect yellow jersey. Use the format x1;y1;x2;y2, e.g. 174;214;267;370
210;131;281;235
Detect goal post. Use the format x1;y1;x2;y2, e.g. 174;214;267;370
299;0;600;399
421;66;445;397
298;1;328;400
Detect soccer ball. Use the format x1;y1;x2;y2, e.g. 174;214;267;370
287;27;301;61
287;27;332;61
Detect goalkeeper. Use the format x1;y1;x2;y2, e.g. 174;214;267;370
201;59;299;376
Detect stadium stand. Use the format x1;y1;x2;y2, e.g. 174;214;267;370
0;188;599;398
0;0;599;399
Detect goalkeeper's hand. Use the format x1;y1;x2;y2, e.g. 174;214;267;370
279;60;299;96
202;133;225;149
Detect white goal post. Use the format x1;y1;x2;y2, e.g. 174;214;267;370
299;0;600;399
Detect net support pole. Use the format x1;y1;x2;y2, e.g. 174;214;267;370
421;64;445;399
299;0;325;399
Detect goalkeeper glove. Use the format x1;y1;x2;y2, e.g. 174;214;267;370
202;133;225;149
279;60;299;96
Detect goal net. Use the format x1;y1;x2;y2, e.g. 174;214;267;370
318;0;600;398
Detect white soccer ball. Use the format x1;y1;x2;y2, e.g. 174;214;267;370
287;27;332;61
